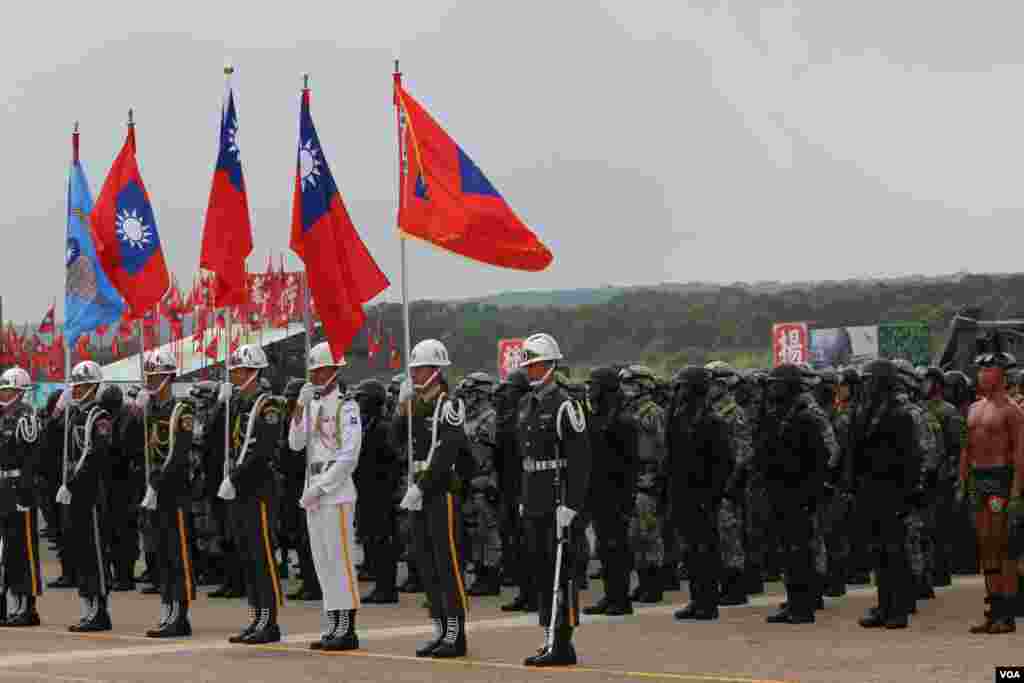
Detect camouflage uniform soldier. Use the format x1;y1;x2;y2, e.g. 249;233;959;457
893;360;941;606
741;369;774;593
457;372;502;596
620;365;667;604
818;368;851;598
835;368;872;586
919;367;964;588
705;361;753;607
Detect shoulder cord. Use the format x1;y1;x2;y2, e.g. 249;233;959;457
556;399;586;441
72;407;106;475
16;411;38;444
233;394;270;468
314;398;350;451
423;394;465;469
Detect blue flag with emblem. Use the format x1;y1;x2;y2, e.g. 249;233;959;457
65;130;125;351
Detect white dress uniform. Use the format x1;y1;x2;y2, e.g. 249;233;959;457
289;387;362;612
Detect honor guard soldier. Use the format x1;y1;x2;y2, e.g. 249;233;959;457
0;368;42;627
395;339;473;659
56;361;115;632
517;333;591;667
127;350;197;638
214;344;286;645
289;342;363;652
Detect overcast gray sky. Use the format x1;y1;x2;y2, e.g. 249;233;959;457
4;1;1024;321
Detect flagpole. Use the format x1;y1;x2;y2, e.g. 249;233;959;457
394;60;414;485
60;121;79;506
221;64;235;504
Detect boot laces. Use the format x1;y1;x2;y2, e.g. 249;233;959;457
431;617;444;640
337;610;351;636
324;610;341;638
254;608;269;632
158;602;171;626
442;617;460;644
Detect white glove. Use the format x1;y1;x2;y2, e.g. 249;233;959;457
56;485;72;505
398;379;414;404
217;477;237;501
140;485;158;511
556;505;577;531
299;486;322;510
136;389;152;412
218;382;234;404
16;504;29;512
399;484;423;511
298;383;316;409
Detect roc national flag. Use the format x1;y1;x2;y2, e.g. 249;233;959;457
290;86;389;360
200;68;253;307
65;128;125;351
394;79;552;272
90;120;170;317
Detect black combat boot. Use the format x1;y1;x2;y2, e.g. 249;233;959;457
744;566;765;596
719;570;749;606
323;610;360;651
242;607;281;644
416;617;445;657
310;610;339;650
823;569;847;598
501;592;536;612
674;580;718;621
71;596;112;632
467;567;501;597
228;607;260;643
147;602;191;638
1;595;40;627
431;616;467;658
632;568;664;604
525;625;577;667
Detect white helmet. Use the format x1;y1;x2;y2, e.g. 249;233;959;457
229;344;269;370
0;367;32;393
70;360;103;386
520;333;563;367
144;349;178;376
409;339;451;368
308;341;346;371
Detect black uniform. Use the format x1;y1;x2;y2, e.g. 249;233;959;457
494;373;531;611
355;409;399;600
64;398;114;631
762;394;829;622
518;381;591;661
211;391;286;643
105;395;141;591
853;394;919;626
397;392;472;620
668;383;732;619
0;402;42;625
126;398;198;635
584;382;635;614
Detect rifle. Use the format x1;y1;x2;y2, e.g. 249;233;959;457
548;460;570;651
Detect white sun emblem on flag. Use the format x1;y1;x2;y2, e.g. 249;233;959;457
227;122;240;157
299;139;322;191
116;208;152;249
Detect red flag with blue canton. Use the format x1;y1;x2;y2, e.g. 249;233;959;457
394;80;552;272
290;88;389;359
90;124;170;317
201;71;253;307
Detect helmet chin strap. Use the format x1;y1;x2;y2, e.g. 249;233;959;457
414;369;440;393
0;390;24;409
238;371;259;394
529;364;555;389
72;385;98;406
314;370;339;394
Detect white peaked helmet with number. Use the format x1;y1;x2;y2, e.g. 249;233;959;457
143;349;178;376
308;341;347;371
409;339;451;368
229;344;269;370
0;367;32;392
520;333;563;366
70;360;104;386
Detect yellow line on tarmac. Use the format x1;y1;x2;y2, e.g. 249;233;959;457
253;643;795;683
31;629;157;643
